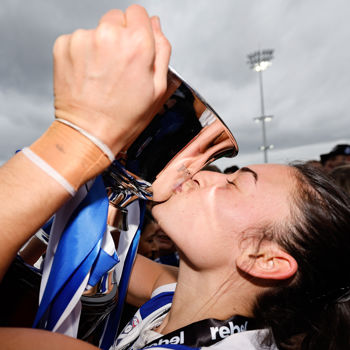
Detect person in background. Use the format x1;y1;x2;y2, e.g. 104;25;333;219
154;229;179;267
320;144;350;172
329;164;350;196
137;208;159;260
305;159;322;169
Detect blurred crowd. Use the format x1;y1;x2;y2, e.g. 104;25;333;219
308;143;350;195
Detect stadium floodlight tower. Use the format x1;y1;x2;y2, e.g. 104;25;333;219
247;49;274;163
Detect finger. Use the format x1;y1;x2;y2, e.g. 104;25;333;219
98;9;126;27
151;16;172;97
53;33;71;61
69;29;93;67
96;9;125;43
125;4;153;34
53;34;72;83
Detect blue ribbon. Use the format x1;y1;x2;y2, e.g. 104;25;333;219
88;249;119;287
33;176;110;330
100;199;146;350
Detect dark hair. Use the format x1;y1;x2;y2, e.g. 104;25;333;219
253;162;350;350
330;164;350;196
223;165;240;174
202;164;222;173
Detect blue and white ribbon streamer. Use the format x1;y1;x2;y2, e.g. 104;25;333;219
34;176;119;336
99;199;146;350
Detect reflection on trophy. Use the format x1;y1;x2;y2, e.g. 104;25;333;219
152;118;236;201
104;67;238;227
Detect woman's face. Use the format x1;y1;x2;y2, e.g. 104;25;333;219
152;164;295;270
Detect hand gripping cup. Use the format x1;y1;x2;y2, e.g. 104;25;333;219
103;67;238;228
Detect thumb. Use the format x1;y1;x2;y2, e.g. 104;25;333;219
150;16;172;97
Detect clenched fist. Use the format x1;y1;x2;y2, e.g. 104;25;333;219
53;5;171;155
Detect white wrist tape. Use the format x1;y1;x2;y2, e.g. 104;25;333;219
22;147;76;196
56;118;115;162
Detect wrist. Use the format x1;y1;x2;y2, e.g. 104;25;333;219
28;120;112;192
54;107;132;156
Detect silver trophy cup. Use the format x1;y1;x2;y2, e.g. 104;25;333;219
103;67;238;229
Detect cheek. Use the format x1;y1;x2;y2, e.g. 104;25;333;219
209;194;267;250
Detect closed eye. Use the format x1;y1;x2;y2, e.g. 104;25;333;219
226;179;237;187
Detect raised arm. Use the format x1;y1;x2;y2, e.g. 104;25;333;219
0;5;171;281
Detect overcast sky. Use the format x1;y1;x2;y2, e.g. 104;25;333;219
1;0;349;169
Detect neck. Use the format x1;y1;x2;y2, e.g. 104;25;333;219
155;259;257;335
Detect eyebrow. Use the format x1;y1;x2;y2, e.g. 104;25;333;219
240;167;258;183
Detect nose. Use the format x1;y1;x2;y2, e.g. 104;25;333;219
192;170;228;188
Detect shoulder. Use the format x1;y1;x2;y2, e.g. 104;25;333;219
139;283;176;319
127;255;178;307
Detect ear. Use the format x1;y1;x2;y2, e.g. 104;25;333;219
236;242;298;280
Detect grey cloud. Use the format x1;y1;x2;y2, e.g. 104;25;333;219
0;0;349;164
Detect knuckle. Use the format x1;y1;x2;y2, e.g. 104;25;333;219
70;29;92;51
53;34;69;56
154;31;171;59
126;4;145;15
156;79;168;98
106;8;124;18
163;37;172;55
131;28;153;52
71;29;88;42
95;22;118;44
99;9;125;25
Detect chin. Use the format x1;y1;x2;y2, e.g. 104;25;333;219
151;197;172;219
